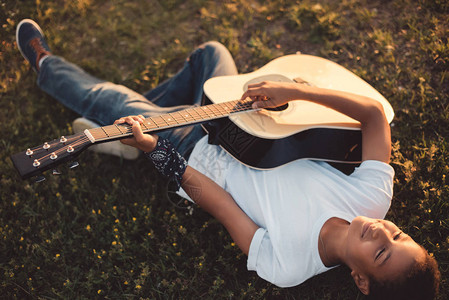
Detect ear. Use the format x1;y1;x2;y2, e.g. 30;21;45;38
351;270;370;295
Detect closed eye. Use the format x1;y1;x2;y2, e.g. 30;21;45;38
393;232;402;240
375;248;385;260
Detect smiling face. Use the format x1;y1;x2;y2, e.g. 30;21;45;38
345;216;425;294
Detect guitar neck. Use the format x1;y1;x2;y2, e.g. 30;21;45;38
84;99;255;144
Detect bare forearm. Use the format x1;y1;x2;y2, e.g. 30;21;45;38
112;115;259;252
181;166;258;254
298;85;385;125
302;86;391;162
243;81;391;162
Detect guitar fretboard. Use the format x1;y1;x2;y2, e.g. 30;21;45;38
87;99;254;142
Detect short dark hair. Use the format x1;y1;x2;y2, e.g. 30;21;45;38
368;247;440;300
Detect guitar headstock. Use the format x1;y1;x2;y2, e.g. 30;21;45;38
11;132;91;180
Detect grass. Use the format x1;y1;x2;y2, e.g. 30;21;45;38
1;0;448;298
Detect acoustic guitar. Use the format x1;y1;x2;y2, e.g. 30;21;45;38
11;53;394;181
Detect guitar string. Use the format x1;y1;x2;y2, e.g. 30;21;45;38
29;137;87;160
31;100;255;165
29;132;85;152
89;100;254;140
32;136;91;163
31;135;86;159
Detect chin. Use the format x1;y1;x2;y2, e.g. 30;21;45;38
350;216;368;229
351;216;378;228
348;216;375;246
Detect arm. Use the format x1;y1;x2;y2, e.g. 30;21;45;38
181;166;259;254
241;81;391;163
114;115;259;255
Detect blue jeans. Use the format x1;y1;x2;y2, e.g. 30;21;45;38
37;41;238;156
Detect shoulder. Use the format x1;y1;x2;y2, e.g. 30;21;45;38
350;160;394;181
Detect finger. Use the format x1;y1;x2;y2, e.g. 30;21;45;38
252;98;276;109
131;116;141;124
247;81;266;89
132;121;158;152
241;89;266;100
121;120;143;146
114;117;125;125
132;120;145;142
124;116;139;125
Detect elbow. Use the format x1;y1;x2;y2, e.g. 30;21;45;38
363;100;388;125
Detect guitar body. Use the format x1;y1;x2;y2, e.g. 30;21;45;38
11;53;394;180
202;115;362;170
202;53;394;169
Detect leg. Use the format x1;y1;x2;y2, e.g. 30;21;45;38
37;56;204;156
18;18;237;156
144;41;238;107
38;55;167;126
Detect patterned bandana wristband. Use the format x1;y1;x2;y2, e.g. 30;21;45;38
145;137;187;191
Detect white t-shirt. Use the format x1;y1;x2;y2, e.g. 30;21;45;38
179;135;394;287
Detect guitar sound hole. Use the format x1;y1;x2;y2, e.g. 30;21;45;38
265;103;289;112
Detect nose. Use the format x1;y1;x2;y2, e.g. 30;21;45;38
371;223;389;240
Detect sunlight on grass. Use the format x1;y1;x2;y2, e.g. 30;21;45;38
1;0;448;298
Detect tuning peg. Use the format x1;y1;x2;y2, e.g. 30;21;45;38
52;169;62;175
68;161;79;169
33;159;41;167
34;175;46;183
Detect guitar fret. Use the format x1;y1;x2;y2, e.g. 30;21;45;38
190;108;203;120
199;106;216;118
90;127;108;139
101;126;110;138
215;102;231;115
81;100;253;143
217;102;233;115
207;103;224;117
189;107;206;120
160;114;179;126
140;121;149;131
223;101;242;113
143;118;159;131
227;101;242;112
115;124;126;134
208;105;221;116
104;124;126;137
235;100;252;112
191;106;207;119
150;116;169;127
170;111;187;123
169;113;183;124
234;100;247;109
180;110;196;122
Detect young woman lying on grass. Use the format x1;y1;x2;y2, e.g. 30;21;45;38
17;19;440;299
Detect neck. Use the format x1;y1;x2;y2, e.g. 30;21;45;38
319;217;350;267
85;99;255;143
